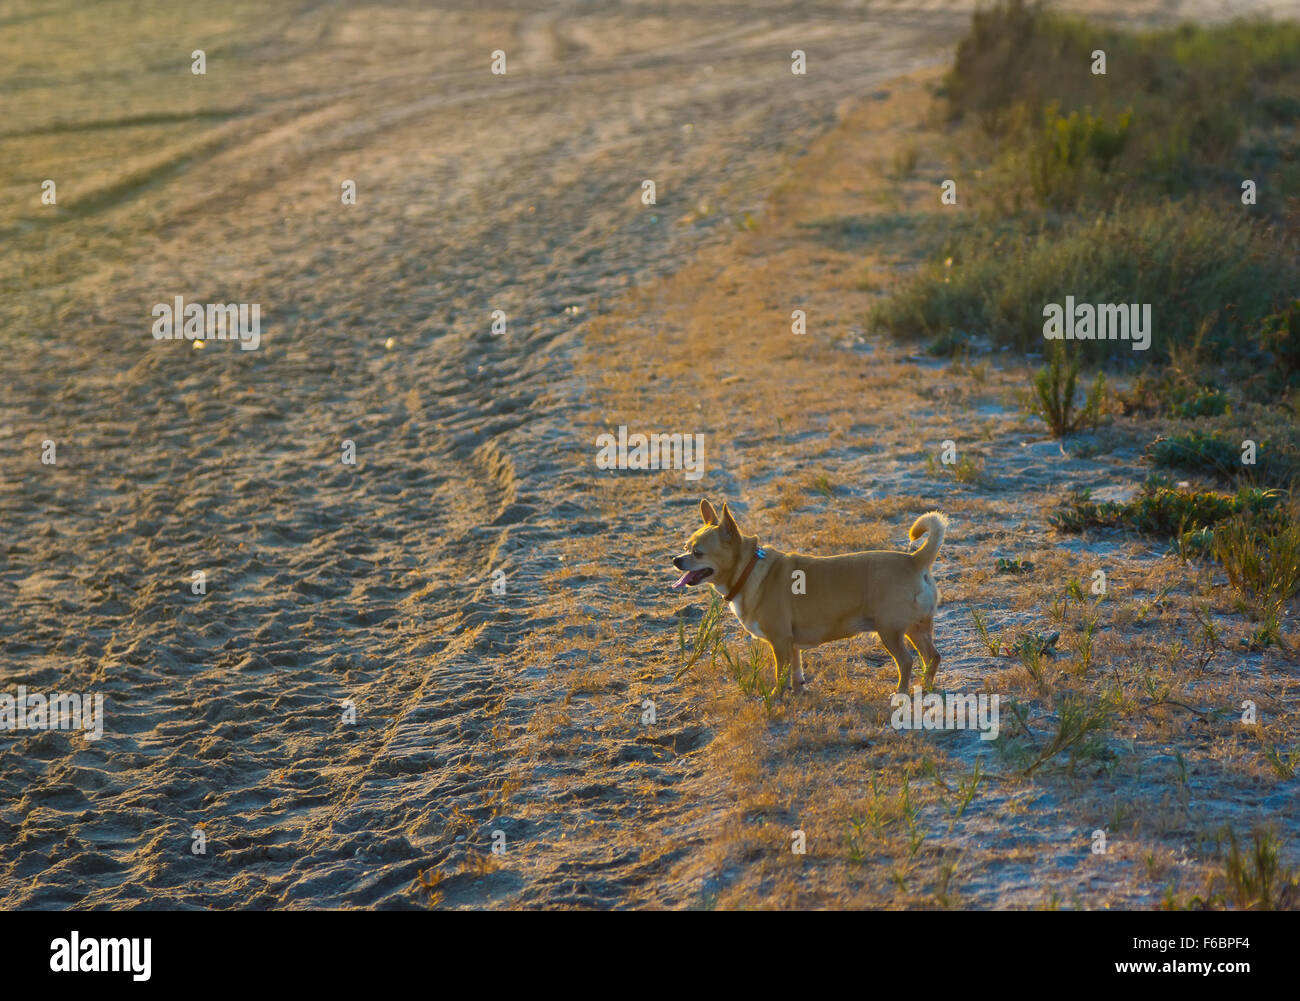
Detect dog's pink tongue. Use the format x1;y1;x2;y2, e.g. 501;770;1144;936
672;571;692;589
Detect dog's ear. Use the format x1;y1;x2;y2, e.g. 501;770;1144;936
700;499;718;525
719;503;740;539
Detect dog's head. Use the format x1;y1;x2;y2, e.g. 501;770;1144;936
671;499;743;590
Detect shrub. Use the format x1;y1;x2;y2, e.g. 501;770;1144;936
1031;341;1105;437
1029;104;1131;207
870;205;1298;366
1148;431;1300;489
1050;482;1281;539
1257;300;1300;386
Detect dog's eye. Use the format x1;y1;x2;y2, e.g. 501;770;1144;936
691;548;701;557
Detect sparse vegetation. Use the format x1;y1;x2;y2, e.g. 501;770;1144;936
869;1;1300;377
571;2;1300;911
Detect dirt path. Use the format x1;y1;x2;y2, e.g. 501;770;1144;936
1;0;1294;909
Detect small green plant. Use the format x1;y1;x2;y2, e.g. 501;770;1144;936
1012;631;1058;690
1191;605;1221;674
719;637;781;711
929;451;987;485
1075;606;1100;676
1019;642;1045;689
952;454;986;485
900;775;925;861
845;816;870;865
996;557;1033;574
1010;630;1060;659
1135;581;1175;623
1212;829;1300;909
1031;342;1106;437
1261;744;1300;780
1022;689;1118;776
1243;609;1285;652
935;857;960;908
947;758;985;832
971;608;1001;656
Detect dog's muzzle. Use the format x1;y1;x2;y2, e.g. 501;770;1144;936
670;557;713;589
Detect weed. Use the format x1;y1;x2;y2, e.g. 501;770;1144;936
674;592;727;679
1075;606;1100;676
1186;829;1300;909
1261;744;1300;780
971;608;1002;656
1022;689;1118;775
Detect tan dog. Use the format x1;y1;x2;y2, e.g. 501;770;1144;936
672;500;947;694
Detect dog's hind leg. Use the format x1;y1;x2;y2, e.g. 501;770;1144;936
907;620;940;690
879;628;913;694
792;649;805;691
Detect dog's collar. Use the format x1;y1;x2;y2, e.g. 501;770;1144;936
724;546;766;603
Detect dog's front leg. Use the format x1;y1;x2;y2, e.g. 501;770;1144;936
767;637;798;695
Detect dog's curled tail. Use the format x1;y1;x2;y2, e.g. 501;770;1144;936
908;511;948;569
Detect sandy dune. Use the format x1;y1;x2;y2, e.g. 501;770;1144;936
1;0;1296;908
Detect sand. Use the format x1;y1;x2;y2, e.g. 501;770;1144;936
1;0;1297;909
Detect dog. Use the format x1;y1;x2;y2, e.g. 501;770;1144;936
672;499;946;694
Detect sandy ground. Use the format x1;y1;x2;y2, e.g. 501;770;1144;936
1;0;1297;909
